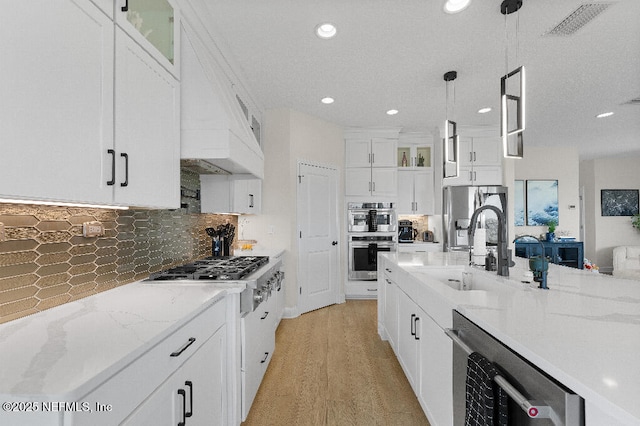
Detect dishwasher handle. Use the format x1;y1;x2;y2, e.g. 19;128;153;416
445;328;555;420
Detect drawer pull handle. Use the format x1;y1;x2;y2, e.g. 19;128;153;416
367;288;377;291
410;314;416;336
261;311;269;320
121;0;128;12
261;352;269;363
177;389;186;426
185;381;193;418
170;337;196;357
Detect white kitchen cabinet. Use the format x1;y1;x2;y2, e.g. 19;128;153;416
397;288;421;393
345;167;397;197
397;170;435;214
0;0;115;206
122;326;227;426
418;308;453;426
113;29;180;208
241;293;277;420
383;269;399;352
69;297;228;426
114;0;180;79
0;0;180;209
200;175;262;214
346;137;397;168
397;135;433;169
445;136;502;186
345;133;398;197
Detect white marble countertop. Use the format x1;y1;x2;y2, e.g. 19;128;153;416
382;251;640;425
0;281;243;400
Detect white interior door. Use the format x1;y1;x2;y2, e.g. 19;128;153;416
297;162;340;314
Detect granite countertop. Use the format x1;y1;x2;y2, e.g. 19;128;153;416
383;251;640;425
0;281;243;400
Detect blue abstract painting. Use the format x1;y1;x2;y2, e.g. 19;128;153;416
526;180;559;226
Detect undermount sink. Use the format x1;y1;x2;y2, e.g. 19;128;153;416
418;268;497;292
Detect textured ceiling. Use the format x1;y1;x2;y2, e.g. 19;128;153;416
194;0;640;160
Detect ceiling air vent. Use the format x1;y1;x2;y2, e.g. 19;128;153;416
543;3;613;36
623;96;640;106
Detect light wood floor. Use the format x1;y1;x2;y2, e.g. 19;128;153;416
241;300;430;426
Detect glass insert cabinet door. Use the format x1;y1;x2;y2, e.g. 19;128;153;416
120;0;175;65
397;145;432;168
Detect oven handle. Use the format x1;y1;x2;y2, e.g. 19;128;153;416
445;328;554;420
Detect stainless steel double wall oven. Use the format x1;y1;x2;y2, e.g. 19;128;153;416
347;202;397;280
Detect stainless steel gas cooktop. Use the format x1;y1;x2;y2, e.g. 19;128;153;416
147;256;269;281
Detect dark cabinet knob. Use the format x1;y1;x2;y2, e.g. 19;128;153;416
332;241;338;246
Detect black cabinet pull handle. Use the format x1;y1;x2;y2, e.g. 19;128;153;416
185;381;193;418
332;241;338;246
107;149;115;186
120;153;129;187
414;317;420;340
170;337;196;357
261;352;269;363
121;0;128;12
410;314;416;336
177;389;186;426
261;311;269;320
249;194;254;208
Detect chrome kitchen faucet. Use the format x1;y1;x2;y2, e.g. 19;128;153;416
468;205;510;277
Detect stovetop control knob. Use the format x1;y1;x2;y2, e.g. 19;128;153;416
253;290;263;305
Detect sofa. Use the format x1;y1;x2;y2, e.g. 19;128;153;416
612;246;640;280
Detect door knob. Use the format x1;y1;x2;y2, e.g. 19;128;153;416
332;241;338;246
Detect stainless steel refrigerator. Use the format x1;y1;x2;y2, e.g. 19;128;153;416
442;185;508;251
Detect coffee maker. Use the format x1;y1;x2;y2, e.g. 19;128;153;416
398;220;417;243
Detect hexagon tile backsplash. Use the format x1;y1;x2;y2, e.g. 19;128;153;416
0;203;238;324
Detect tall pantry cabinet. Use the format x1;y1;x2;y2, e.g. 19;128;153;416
0;0;180;209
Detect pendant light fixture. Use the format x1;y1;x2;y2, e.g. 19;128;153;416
443;70;459;179
500;0;525;159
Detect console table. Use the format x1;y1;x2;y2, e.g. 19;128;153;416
515;240;584;269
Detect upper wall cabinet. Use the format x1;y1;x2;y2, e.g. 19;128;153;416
115;0;180;79
0;0;180;209
444;135;502;187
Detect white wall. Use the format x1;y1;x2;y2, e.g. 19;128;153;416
580;156;640;272
239;108;345;314
512;146;581;240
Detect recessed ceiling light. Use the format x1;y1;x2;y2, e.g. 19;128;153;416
386;109;399;115
596;111;614;118
321;97;334;104
315;23;337;39
478;107;492;114
443;0;471;14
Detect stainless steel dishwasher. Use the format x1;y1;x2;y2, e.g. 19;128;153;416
447;311;584;425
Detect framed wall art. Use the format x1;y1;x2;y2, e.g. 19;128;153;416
526;180;559;226
601;189;639;216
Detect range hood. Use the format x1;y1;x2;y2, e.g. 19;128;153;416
180;22;264;179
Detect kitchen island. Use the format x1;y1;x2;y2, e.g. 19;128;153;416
378;251;640;425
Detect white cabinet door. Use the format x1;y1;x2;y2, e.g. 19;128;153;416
371;138;397;167
345;138;372;167
122;328;227;426
232;177;262;214
397;171;414;213
472;137;502;166
413;170;435;214
419;309;453;426
114;30;180;208
384;274;399;352
345;168;372;196
371;168;397;197
114;0;179;78
0;0;114;205
472;166;503;186
397;289;420;392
